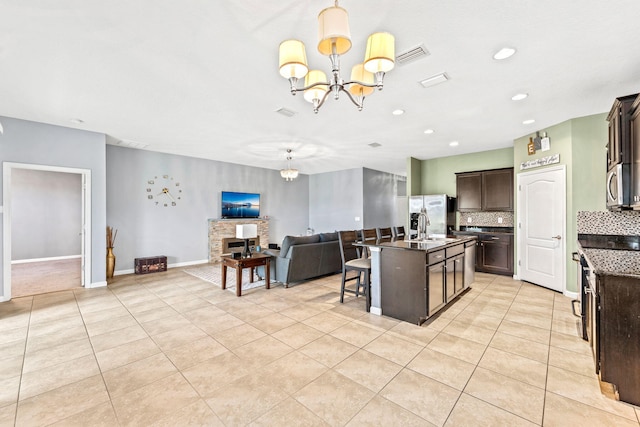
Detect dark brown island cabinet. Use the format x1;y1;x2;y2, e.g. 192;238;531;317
455;168;514;212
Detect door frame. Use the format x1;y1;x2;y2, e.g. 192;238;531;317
2;162;91;302
516;165;567;295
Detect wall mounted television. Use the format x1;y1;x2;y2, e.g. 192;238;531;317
221;191;260;219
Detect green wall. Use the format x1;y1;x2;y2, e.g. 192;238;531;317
420;148;514;195
407;157;422;196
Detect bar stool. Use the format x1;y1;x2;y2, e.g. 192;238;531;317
376;227;392;240
392;226;406;239
338;230;371;312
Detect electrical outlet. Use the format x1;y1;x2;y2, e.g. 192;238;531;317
498;217;503;224
467;217;472;223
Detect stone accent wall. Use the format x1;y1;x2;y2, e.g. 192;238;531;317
208;219;270;262
458;211;514;227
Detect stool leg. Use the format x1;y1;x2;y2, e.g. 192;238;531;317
340;269;347;303
364;270;371;312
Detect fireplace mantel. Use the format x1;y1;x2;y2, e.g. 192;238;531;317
208;219;269;262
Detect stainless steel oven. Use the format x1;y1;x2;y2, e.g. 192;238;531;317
606;163;630;209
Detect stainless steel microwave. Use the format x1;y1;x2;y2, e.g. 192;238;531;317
606;163;630;209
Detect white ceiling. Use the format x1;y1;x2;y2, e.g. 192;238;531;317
2;1;640;176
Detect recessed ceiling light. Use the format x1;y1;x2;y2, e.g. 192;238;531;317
392;109;405;116
512;93;528;101
449;141;459;147
493;47;516;60
70;118;84;124
523;119;536;125
424;129;434;135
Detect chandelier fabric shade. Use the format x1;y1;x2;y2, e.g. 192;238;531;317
317;5;352;56
279;40;309;79
278;0;394;113
364;32;396;73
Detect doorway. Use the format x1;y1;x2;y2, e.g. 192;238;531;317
517;165;566;293
2;163;91;301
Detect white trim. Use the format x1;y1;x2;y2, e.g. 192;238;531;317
114;259;211;276
513;274;519;280
516;164;567;294
564;290;578;299
12;255;82;264
2;162;92;302
86;281;107;288
370;307;382;316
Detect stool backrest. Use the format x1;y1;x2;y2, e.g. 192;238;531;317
376;227;392;240
338;230;360;264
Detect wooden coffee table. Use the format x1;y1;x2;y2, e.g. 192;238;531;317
220;252;271;297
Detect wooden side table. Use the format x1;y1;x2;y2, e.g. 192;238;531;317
220;253;271;297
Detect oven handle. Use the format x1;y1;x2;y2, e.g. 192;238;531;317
570;299;581;318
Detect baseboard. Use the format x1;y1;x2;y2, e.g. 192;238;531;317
113;259;209;277
114;269;134;276
86;281;107;288
370;306;382;316
12;255;82;264
564;290;578;299
513;274;519;280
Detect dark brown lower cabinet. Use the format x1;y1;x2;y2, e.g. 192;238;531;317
477;234;513;276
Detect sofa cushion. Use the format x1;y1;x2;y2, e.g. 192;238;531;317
280;234;321;257
318;232;338;242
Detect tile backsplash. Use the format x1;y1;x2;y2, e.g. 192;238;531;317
458;211;514;227
577;211;640;235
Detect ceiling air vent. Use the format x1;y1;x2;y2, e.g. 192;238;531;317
396;44;430;66
368;142;382;148
419;72;449;89
275;107;297;117
113;139;149;149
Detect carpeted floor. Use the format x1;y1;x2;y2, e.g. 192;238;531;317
183;263;268;292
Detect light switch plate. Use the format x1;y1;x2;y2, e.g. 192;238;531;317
467;217;472;223
498;217;503;224
355;216;361;222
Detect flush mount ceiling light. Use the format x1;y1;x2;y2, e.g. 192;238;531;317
493;47;516;60
449;141;459;147
392;109;404;115
280;149;299;181
278;0;395;113
512;93;528;101
424;129;434;134
523;119;536;125
0;121;3;134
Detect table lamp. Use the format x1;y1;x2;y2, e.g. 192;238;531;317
236;224;258;258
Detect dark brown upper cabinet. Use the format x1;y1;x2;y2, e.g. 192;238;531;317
607;94;637;170
456;168;514;211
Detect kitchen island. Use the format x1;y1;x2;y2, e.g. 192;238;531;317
358;236;476;325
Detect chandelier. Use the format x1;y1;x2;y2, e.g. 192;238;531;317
280;149;299;181
278;1;395;113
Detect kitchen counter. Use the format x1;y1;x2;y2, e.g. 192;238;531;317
360;236;476;252
453;226;514;235
578;246;640;279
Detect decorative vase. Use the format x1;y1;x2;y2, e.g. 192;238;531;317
106;247;116;279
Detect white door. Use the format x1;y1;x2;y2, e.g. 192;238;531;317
518;166;566;292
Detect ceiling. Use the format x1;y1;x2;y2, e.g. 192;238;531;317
2;1;640;176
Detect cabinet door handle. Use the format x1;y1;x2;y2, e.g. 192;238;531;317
490;237;500;240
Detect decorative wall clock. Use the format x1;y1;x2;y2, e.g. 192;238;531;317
145;175;182;207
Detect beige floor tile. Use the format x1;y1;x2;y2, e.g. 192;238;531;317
490;331;549;364
183;351;252;398
462;302;509;319
299;334;359;368
19;354;100;400
233;335;294;369
151;323;208;351
205;371;289;425
302;310;351;333
427;332;487;365
543;391;639;427
294;370;375;426
546;365;638;421
0;404;16;426
453;310;503;331
90;324;149;353
407;347;476;391
213;323;267;349
249;312;297;334
444;393;537;427
551;316;583;336
280;304;322;322
111;372;200;426
140;312;192;336
49;402;119;427
153;399;223;426
84;314;138;337
0;327;27;347
103;352;178;397
28;304;80;325
497;318;551;344
422;315;452;332
193;313;245;335
22;338;93;374
380;368;460;426
347;395;434;427
126;299;172;317
356;313;401;330
441;320;496;345
0;340;26;362
26;325;87;354
0;376;20;408
386;321;439;346
257;351;328;395
363;333;423;366
0;355;23;381
95;337;161;372
550;331;592;355
271;323;324;349
15;375;109;426
478;347;548;389
334;349;403;393
80;305;130;324
548;345;597;378
164;336;228;370
464;367;545;424
329;322;384;348
249;397;329;427
182;304;226;323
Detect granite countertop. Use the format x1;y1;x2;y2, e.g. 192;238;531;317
453;226;514;235
358;236;476;252
578;244;640;279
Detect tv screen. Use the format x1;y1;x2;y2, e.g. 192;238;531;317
221;191;260;219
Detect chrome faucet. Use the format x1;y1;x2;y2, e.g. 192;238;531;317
417;207;430;240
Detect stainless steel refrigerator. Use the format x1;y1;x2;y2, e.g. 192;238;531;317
409;195;456;238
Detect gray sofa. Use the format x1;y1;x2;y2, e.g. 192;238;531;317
256;232;342;286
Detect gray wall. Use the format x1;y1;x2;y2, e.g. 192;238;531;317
362;167;406;229
106;146;309;271
0;116;107;298
309;168;364;233
11;169;82;260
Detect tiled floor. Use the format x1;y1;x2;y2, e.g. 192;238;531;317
1;269;639;426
